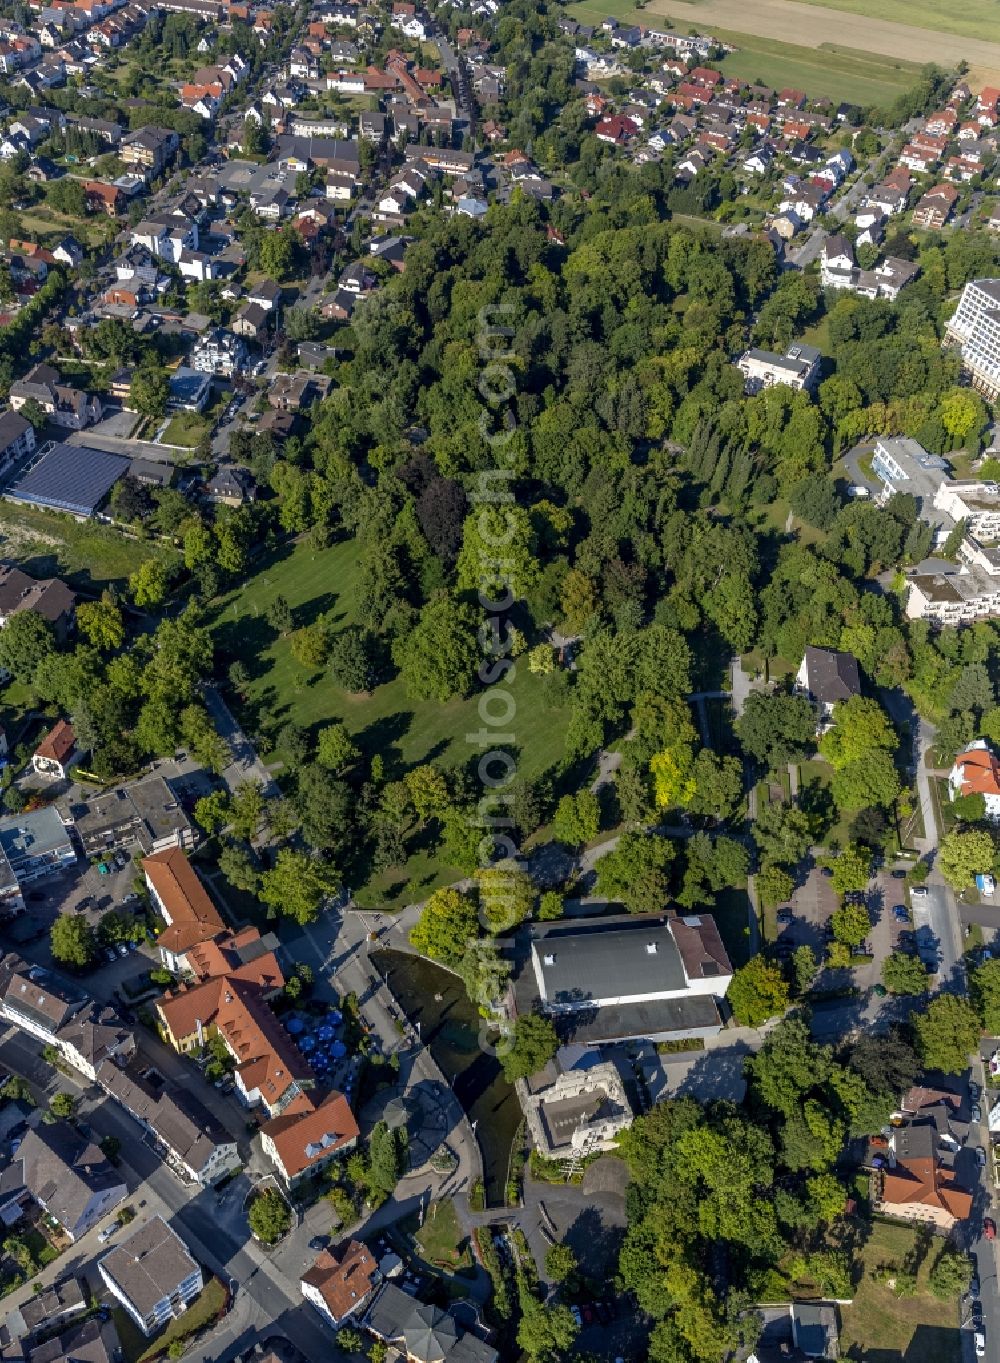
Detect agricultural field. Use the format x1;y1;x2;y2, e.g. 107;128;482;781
646;0;1000;86
713;36;923;107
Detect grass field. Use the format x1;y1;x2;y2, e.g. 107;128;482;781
750;0;1000;46
211;538;573;907
838;1221;961;1363
0;501;166;593
714;35;922;107
646;0;1000;86
568;0;935;101
161;410;211;448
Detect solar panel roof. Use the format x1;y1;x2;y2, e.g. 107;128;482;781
8;442;130;516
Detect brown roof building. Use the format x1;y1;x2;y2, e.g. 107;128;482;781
877;1123;973;1230
143;848;224;968
261;1089;359;1187
0;566;75;639
32;719;78;779
301;1238;379;1325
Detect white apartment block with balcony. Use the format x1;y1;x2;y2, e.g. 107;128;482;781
905;565;1000;624
736;342;821;394
933;480;1000;541
945;278;1000;400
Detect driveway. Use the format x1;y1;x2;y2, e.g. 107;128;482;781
202;684;279;802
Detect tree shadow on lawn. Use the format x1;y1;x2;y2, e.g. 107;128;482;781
357;709;416;778
294;589;338;630
215;612;280;682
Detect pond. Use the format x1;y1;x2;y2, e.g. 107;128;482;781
373;949;521;1209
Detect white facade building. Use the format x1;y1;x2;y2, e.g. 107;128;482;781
736;342;821;394
945;278;1000;400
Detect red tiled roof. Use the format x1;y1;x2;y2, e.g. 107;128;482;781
952;747;1000;798
302;1239;377;1320
262;1090;358;1178
146;849;224;958
35;718;75;765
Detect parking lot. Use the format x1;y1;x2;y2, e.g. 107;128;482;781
772;862;922;991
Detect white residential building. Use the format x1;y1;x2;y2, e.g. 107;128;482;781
933;480;1000;541
190;329;247;377
905;565;1000;624
99;1217;203;1336
945;278;1000;400
736;342;821;394
948;740;1000;818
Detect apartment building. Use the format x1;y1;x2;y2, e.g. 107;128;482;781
870;437;951;528
96;1061;240;1186
904;565;1000;624
933;479;1000;541
120;126;179;177
945;278;1000;400
736;342;821;394
66;775;195;858
99;1217;203;1335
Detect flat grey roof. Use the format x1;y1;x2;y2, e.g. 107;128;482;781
531;916;686;1006
0;805;75;863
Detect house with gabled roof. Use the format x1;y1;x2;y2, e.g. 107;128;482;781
301;1238;379;1325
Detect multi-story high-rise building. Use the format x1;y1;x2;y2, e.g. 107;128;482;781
945;278;1000;399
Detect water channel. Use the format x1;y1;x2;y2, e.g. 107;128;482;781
372;949;521;1208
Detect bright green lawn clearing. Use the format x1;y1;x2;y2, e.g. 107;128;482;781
161;411;211;448
211;538;573;907
410;1198;474;1273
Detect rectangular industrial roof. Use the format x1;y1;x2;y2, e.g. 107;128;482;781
531;916;687;1007
7;442;129;517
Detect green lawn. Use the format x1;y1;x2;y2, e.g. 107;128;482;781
211;538;573;908
0;501;167;594
410;1198;474;1273
113;1277;228;1363
839;1221;961;1363
161;411;211;448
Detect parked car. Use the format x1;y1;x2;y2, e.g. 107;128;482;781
971;1082;981;1101
983;1217;996;1240
103;948;116;964
911;886;929;899
97;1221;120;1244
971;1275;981;1296
776;908;794;925
581;1305;594;1324
975;1330;986;1357
570;1307;582;1327
117;944;129;958
821;867;834;878
972;1104;982;1123
977;1147;987;1168
891;869;907;879
309;1236;328;1251
893;905;910;923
